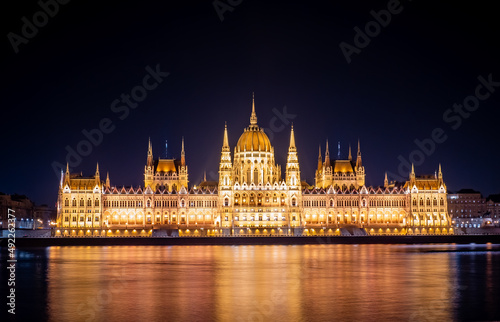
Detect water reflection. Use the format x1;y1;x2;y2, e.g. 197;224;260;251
30;245;500;321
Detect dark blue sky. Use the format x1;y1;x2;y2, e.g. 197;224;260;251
2;0;499;205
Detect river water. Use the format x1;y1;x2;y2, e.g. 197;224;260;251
3;244;500;321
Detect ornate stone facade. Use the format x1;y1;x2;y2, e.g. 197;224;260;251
56;97;452;236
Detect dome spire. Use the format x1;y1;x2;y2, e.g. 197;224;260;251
250;92;258;126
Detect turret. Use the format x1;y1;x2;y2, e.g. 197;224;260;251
95;163;100;185
286;125;300;188
181;137;185;167
317;145;322;172
324;140;330;168
410;163;415;183
64;163;70;186
356;140;362;169
147;137;154;168
219;123;232;188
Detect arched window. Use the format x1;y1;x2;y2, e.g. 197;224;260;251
292;198;296;206
95;199;99;207
330;199;334;207
80;199;84;207
224;198;229;207
147;199;151;207
440;198;444;206
87;199;92;207
64;199;69;207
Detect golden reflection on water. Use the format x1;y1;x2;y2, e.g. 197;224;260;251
46;245;455;322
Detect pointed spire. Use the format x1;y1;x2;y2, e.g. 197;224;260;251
95;163;100;181
384;172;388;187
438;163;443;180
65;162;70;175
324;140;331;168
289;124;296;151
181;137;186;166
356;139;362;169
106;172;110;188
410;163;415;180
147;138;154;167
222;122;229;151
250;92;257;126
348;144;352;161
317;145;323;171
204;171;207;182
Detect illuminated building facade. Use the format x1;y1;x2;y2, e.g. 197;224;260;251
56;97;452;236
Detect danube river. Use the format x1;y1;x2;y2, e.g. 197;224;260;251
3;244;500;321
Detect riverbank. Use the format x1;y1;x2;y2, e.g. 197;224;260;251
3;234;500;247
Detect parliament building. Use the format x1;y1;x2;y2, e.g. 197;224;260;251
55;97;452;237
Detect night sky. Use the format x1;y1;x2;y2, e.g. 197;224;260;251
2;0;499;206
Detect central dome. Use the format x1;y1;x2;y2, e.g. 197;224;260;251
235;94;272;152
236;127;272;152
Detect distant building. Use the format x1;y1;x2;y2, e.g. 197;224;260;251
486;194;500;226
448;189;486;218
0;193;35;229
448;189;490;228
34;205;57;229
